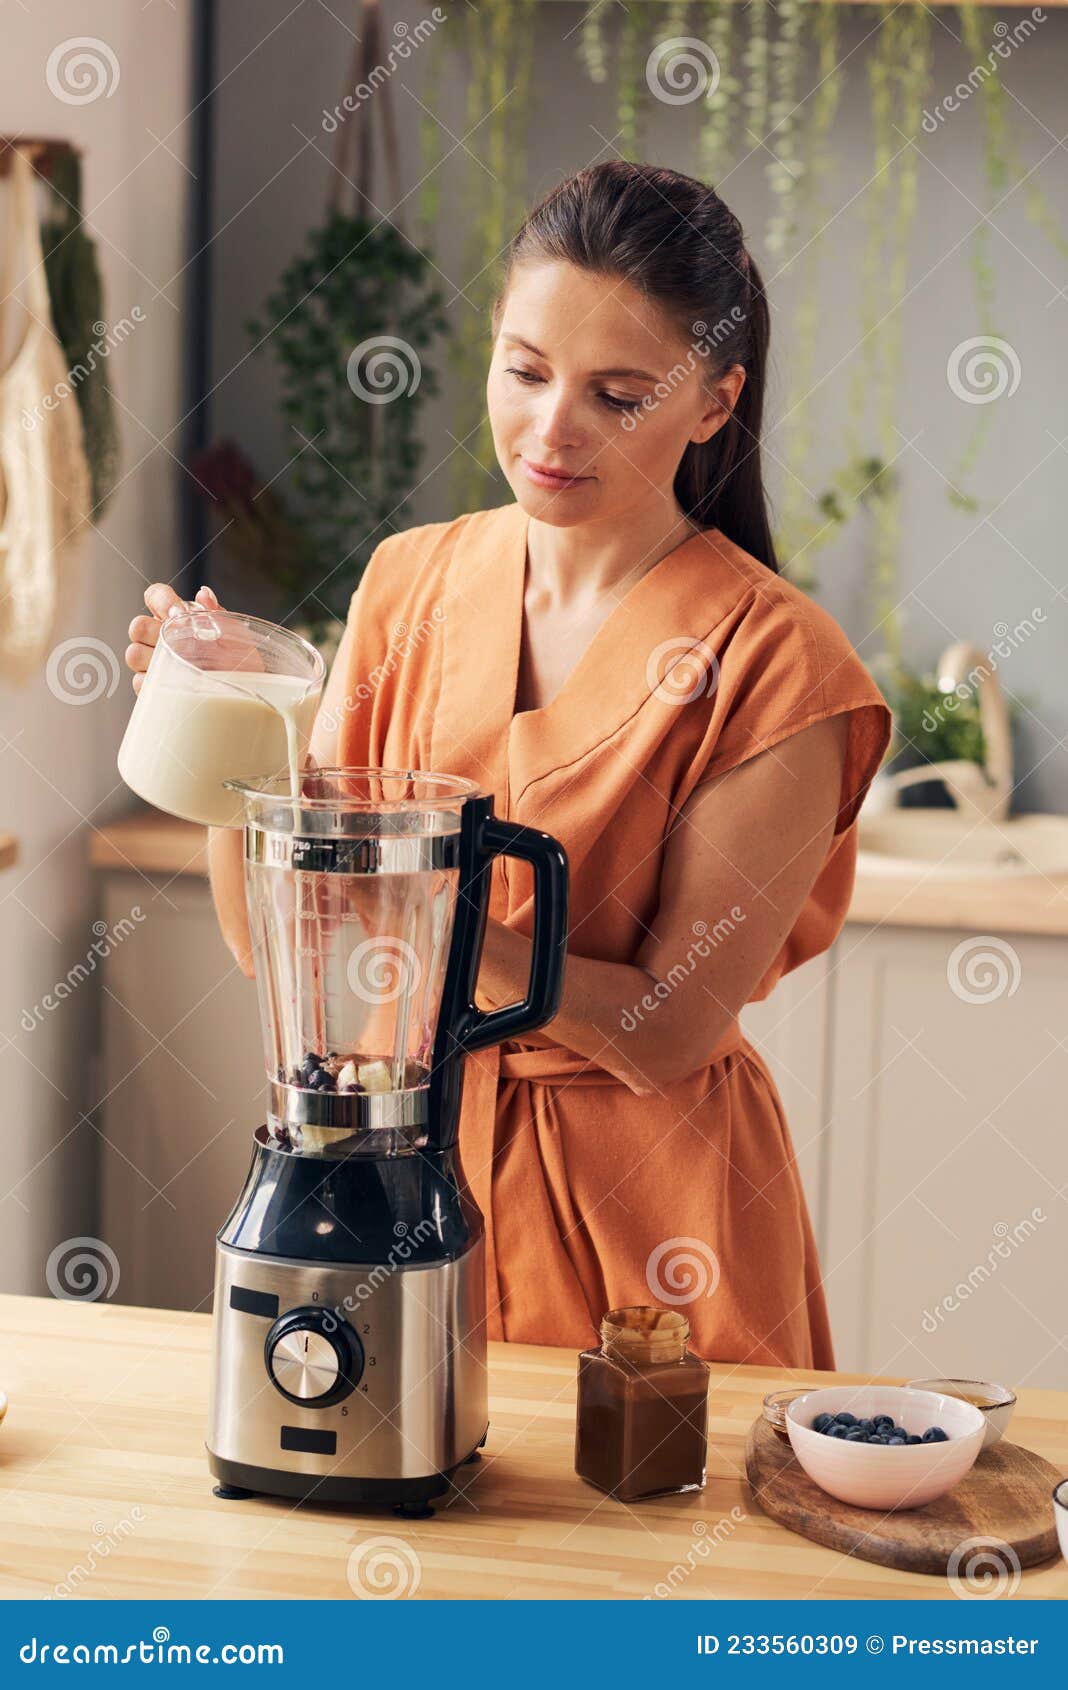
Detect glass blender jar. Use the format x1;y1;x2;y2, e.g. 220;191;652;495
230;767;477;1156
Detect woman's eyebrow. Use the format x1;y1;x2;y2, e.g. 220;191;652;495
501;332;659;383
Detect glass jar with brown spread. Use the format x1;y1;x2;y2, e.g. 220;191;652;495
574;1306;710;1502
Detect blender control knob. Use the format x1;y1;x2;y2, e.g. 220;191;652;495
264;1307;364;1407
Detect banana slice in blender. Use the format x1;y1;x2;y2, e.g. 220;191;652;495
357;1059;393;1093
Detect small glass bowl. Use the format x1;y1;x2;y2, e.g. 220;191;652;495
762;1388;810;1442
904;1377;1016;1448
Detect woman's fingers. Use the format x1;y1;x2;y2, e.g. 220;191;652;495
143;582;186;622
128;583;223;688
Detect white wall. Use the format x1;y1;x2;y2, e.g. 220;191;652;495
0;2;192;1291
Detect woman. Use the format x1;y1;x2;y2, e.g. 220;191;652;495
128;162;891;1369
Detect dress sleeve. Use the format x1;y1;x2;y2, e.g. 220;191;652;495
689;592;893;837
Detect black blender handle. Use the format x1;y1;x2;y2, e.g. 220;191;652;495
458;817;569;1055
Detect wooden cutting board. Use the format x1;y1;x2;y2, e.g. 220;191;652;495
746;1416;1063;1577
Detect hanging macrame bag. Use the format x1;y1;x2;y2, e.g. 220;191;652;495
0;147;92;683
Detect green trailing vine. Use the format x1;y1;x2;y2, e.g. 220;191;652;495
948;4;1014;514
765;0;805;257
416;8;447;248
774;3;842;589
742;0;770;159
697;0;738;186
447;0;537;514
616;3;645;158
579;0;611;85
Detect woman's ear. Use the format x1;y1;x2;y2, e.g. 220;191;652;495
692;363;746;444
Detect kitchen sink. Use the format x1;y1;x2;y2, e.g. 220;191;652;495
857;810;1068;880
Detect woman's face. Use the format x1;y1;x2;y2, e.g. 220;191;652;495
487;260;745;528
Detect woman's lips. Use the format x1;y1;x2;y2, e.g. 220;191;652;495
521;457;592;491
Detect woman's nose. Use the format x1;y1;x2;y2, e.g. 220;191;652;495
534;387;584;450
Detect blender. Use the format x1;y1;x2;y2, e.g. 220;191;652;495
206;767;569;1514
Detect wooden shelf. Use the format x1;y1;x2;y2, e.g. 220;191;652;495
89;809;207;877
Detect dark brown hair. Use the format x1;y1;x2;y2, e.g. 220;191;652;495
492;160;778;573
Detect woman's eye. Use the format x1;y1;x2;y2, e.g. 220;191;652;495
504;366;642;413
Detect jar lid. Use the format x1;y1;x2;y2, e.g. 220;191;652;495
601;1306;689;1360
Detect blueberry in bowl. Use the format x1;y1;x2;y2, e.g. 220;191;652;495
785;1385;985;1510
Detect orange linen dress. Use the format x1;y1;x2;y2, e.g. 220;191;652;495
337;502;892;1368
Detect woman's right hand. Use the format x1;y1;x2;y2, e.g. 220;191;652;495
126;583;220;693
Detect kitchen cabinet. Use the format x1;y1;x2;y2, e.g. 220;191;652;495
97;872;261;1313
821;922;1068;1392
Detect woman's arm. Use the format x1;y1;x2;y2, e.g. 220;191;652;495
474;712;851;1094
206;618;356;977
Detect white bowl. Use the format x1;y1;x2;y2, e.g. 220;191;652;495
786;1385;985;1511
1054;1479;1068;1564
905;1377;1016;1449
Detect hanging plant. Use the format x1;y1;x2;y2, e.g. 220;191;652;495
742;0;770;160
774;3;842;588
616;3;645;158
697;0;738;186
946;5;1014;514
579;0;611;85
765;0;805;256
246;212;446;631
445;0;537;515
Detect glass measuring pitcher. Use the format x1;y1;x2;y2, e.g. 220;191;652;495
229;767;570;1158
117;606;324;828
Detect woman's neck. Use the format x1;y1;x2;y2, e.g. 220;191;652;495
525;496;700;609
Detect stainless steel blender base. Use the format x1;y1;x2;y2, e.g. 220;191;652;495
206;1237;488;1507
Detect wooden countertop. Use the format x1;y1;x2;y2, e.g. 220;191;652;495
90;809;1068;935
1;1293;1066;1600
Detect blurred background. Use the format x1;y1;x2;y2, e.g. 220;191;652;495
1;0;1065;1387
